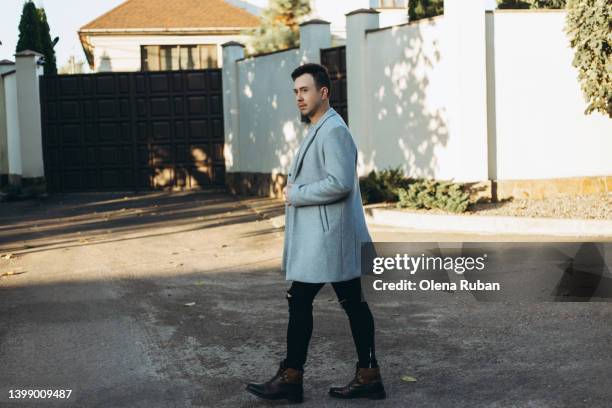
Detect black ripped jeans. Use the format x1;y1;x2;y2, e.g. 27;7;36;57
284;276;378;371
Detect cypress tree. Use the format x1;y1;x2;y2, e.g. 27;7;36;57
16;1;58;75
16;1;42;54
37;7;58;74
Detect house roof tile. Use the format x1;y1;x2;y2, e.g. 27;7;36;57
80;0;260;31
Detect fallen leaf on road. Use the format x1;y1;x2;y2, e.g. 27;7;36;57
401;375;417;382
1;270;27;277
184;302;196;307
194;281;206;286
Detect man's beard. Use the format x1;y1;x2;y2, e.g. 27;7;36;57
300;102;321;124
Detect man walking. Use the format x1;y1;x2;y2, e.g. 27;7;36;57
245;63;386;403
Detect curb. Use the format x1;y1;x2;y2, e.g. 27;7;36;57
365;207;612;238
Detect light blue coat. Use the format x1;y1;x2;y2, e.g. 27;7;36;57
281;107;373;283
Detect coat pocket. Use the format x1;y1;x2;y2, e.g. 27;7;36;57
318;204;329;232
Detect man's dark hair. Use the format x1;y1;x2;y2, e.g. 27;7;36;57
291;63;331;98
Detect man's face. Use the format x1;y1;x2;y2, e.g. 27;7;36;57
293;73;328;121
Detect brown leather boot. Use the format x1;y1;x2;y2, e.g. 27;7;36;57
245;360;304;403
329;362;386;399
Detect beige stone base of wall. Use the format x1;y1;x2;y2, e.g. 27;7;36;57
0;174;25;188
225;173;497;202
226;172;288;199
226;172;612;202
0;175;47;193
495;175;612;200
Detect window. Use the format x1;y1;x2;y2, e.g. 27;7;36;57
141;44;218;71
377;0;407;8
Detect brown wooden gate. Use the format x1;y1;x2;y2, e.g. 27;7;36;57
40;69;225;192
320;45;348;125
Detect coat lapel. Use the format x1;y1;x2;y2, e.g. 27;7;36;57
291;107;337;182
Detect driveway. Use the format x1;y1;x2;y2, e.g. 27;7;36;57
1;191;610;407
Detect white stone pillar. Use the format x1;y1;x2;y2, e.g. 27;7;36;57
0;60;16;186
221;42;245;174
444;0;489;182
14;50;45;183
298;19;332;64
345;8;379;175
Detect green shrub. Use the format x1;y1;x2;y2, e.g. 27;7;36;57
359;166;412;205
408;0;444;22
497;0;566;8
565;0;611;117
396;179;470;213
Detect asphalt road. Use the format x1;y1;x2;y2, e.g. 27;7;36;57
1;191;611;407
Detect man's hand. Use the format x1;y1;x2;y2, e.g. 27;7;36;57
283;182;293;206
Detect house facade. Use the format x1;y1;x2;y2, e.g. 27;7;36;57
78;0;409;73
78;0;263;72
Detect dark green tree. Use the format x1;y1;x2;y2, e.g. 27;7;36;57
16;1;58;75
408;0;444;22
497;0;566;8
37;7;58;75
241;0;311;54
16;1;42;53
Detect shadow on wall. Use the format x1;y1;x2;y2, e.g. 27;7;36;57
364;18;449;179
233;18;449;198
236;49;304;197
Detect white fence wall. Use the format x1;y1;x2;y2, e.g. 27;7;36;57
223;4;612;195
0;69;9;177
236;48;302;175
3;74;21;177
491;10;612;180
362;7;612;182
0;51;45;186
363;17;449;179
224;21;332;180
